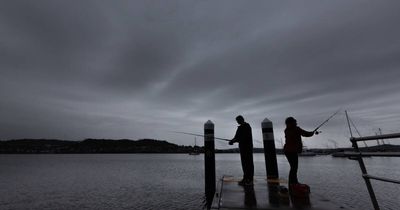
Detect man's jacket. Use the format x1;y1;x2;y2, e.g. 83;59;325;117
233;122;253;149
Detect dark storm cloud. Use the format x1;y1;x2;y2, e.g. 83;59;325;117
1;1;400;148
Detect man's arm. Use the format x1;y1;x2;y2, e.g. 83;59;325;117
229;127;241;145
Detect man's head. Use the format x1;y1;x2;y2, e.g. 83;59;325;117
236;115;245;125
285;117;297;127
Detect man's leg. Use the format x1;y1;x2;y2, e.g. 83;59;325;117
242;149;254;182
240;150;247;182
246;150;254;181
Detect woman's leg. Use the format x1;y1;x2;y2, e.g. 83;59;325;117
285;152;299;184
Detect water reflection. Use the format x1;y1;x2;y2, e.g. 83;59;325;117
267;183;280;206
243;185;257;208
290;193;311;208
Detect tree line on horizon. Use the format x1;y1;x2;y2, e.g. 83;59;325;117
1;139;399;154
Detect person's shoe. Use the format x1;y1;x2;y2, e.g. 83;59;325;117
239;179;253;186
244;180;254;186
288;183;298;191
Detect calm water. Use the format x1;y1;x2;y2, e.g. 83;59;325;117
0;154;399;210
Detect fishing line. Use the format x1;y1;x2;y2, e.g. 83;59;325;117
171;131;263;144
171;131;230;142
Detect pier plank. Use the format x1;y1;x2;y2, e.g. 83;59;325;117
211;176;350;210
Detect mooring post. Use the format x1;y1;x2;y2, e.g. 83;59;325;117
262;118;279;179
204;120;215;208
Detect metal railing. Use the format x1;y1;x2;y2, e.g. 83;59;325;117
350;132;400;210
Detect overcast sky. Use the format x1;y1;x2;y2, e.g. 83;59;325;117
1;1;400;148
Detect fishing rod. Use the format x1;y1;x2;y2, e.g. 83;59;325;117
172;131;264;144
313;109;341;132
171;131;231;142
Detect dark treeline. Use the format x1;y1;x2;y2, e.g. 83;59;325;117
1;139;399;154
0;139;196;154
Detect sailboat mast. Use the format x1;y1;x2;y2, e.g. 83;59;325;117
346;110;368;147
345;110;354;138
379;128;385;145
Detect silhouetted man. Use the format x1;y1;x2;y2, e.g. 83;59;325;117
229;115;254;185
284;117;318;186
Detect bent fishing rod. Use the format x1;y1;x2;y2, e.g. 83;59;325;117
313;109;341;132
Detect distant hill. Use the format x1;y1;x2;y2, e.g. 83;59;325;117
0;139;197;154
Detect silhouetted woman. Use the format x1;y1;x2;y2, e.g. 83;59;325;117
284;117;317;186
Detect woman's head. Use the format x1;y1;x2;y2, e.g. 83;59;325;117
285;117;297;127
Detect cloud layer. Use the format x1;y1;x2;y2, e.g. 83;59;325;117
1;1;400;148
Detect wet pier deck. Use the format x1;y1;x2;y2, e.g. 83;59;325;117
210;176;350;210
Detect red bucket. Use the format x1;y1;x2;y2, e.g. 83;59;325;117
290;183;310;197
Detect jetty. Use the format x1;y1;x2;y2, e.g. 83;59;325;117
202;119;353;210
210;176;349;210
201;114;400;210
203;114;400;210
